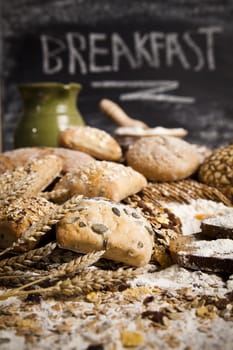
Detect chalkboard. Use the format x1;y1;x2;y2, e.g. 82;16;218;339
2;0;233;150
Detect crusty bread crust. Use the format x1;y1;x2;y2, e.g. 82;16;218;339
54;160;147;202
58;126;122;161
0;196;56;250
4;147;95;174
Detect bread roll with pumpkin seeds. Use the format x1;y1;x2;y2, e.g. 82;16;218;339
0;196;56;250
56;197;154;267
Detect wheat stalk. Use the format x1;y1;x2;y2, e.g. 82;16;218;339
0;267;142;300
0;242;57;273
0;195;83;257
41;248;80;266
0;271;47;287
2;250;105;298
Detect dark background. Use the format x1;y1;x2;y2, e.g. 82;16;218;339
2;0;233;151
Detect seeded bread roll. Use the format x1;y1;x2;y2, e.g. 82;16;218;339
0;196;56;250
201;215;233;239
126;136;200;181
198;144;233;201
169;234;233;273
56;197;154;267
54;160;147;202
58;126;123;161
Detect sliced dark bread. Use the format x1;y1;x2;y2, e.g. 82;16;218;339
201;215;233;239
169;234;233;274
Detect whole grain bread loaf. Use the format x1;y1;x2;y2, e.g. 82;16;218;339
0;196;56;250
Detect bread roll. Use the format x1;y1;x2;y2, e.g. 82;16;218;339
54;160;147;202
0;155;13;174
4;147;95;174
198;144;233;201
56;197;154;267
0;196;56;250
126;136;200;181
58;126;122;161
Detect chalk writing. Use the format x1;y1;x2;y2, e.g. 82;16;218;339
92;80;195;103
40;26;223;75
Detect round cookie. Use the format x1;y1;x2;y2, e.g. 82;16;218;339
126;136;200;181
58;126;122;161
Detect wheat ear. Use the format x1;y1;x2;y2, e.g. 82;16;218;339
2;250;105;298
0;267;142;300
0;242;57;273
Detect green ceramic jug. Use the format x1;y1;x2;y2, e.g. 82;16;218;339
14;82;85;148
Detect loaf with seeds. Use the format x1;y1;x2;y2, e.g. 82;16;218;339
0;196;56;250
56;197;154;267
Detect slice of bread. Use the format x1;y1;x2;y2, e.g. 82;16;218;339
169;234;233;273
201;215;233;239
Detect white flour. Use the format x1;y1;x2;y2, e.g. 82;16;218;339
185;238;233;258
160;198;233;235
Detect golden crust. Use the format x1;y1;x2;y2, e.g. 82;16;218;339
0;196;56;249
54;160;147;202
126;136;200;181
58;126;123;161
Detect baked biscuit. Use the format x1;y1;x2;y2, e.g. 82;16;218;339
126;136;200;181
58;126;122;161
56;197;154;267
54;160;147;202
